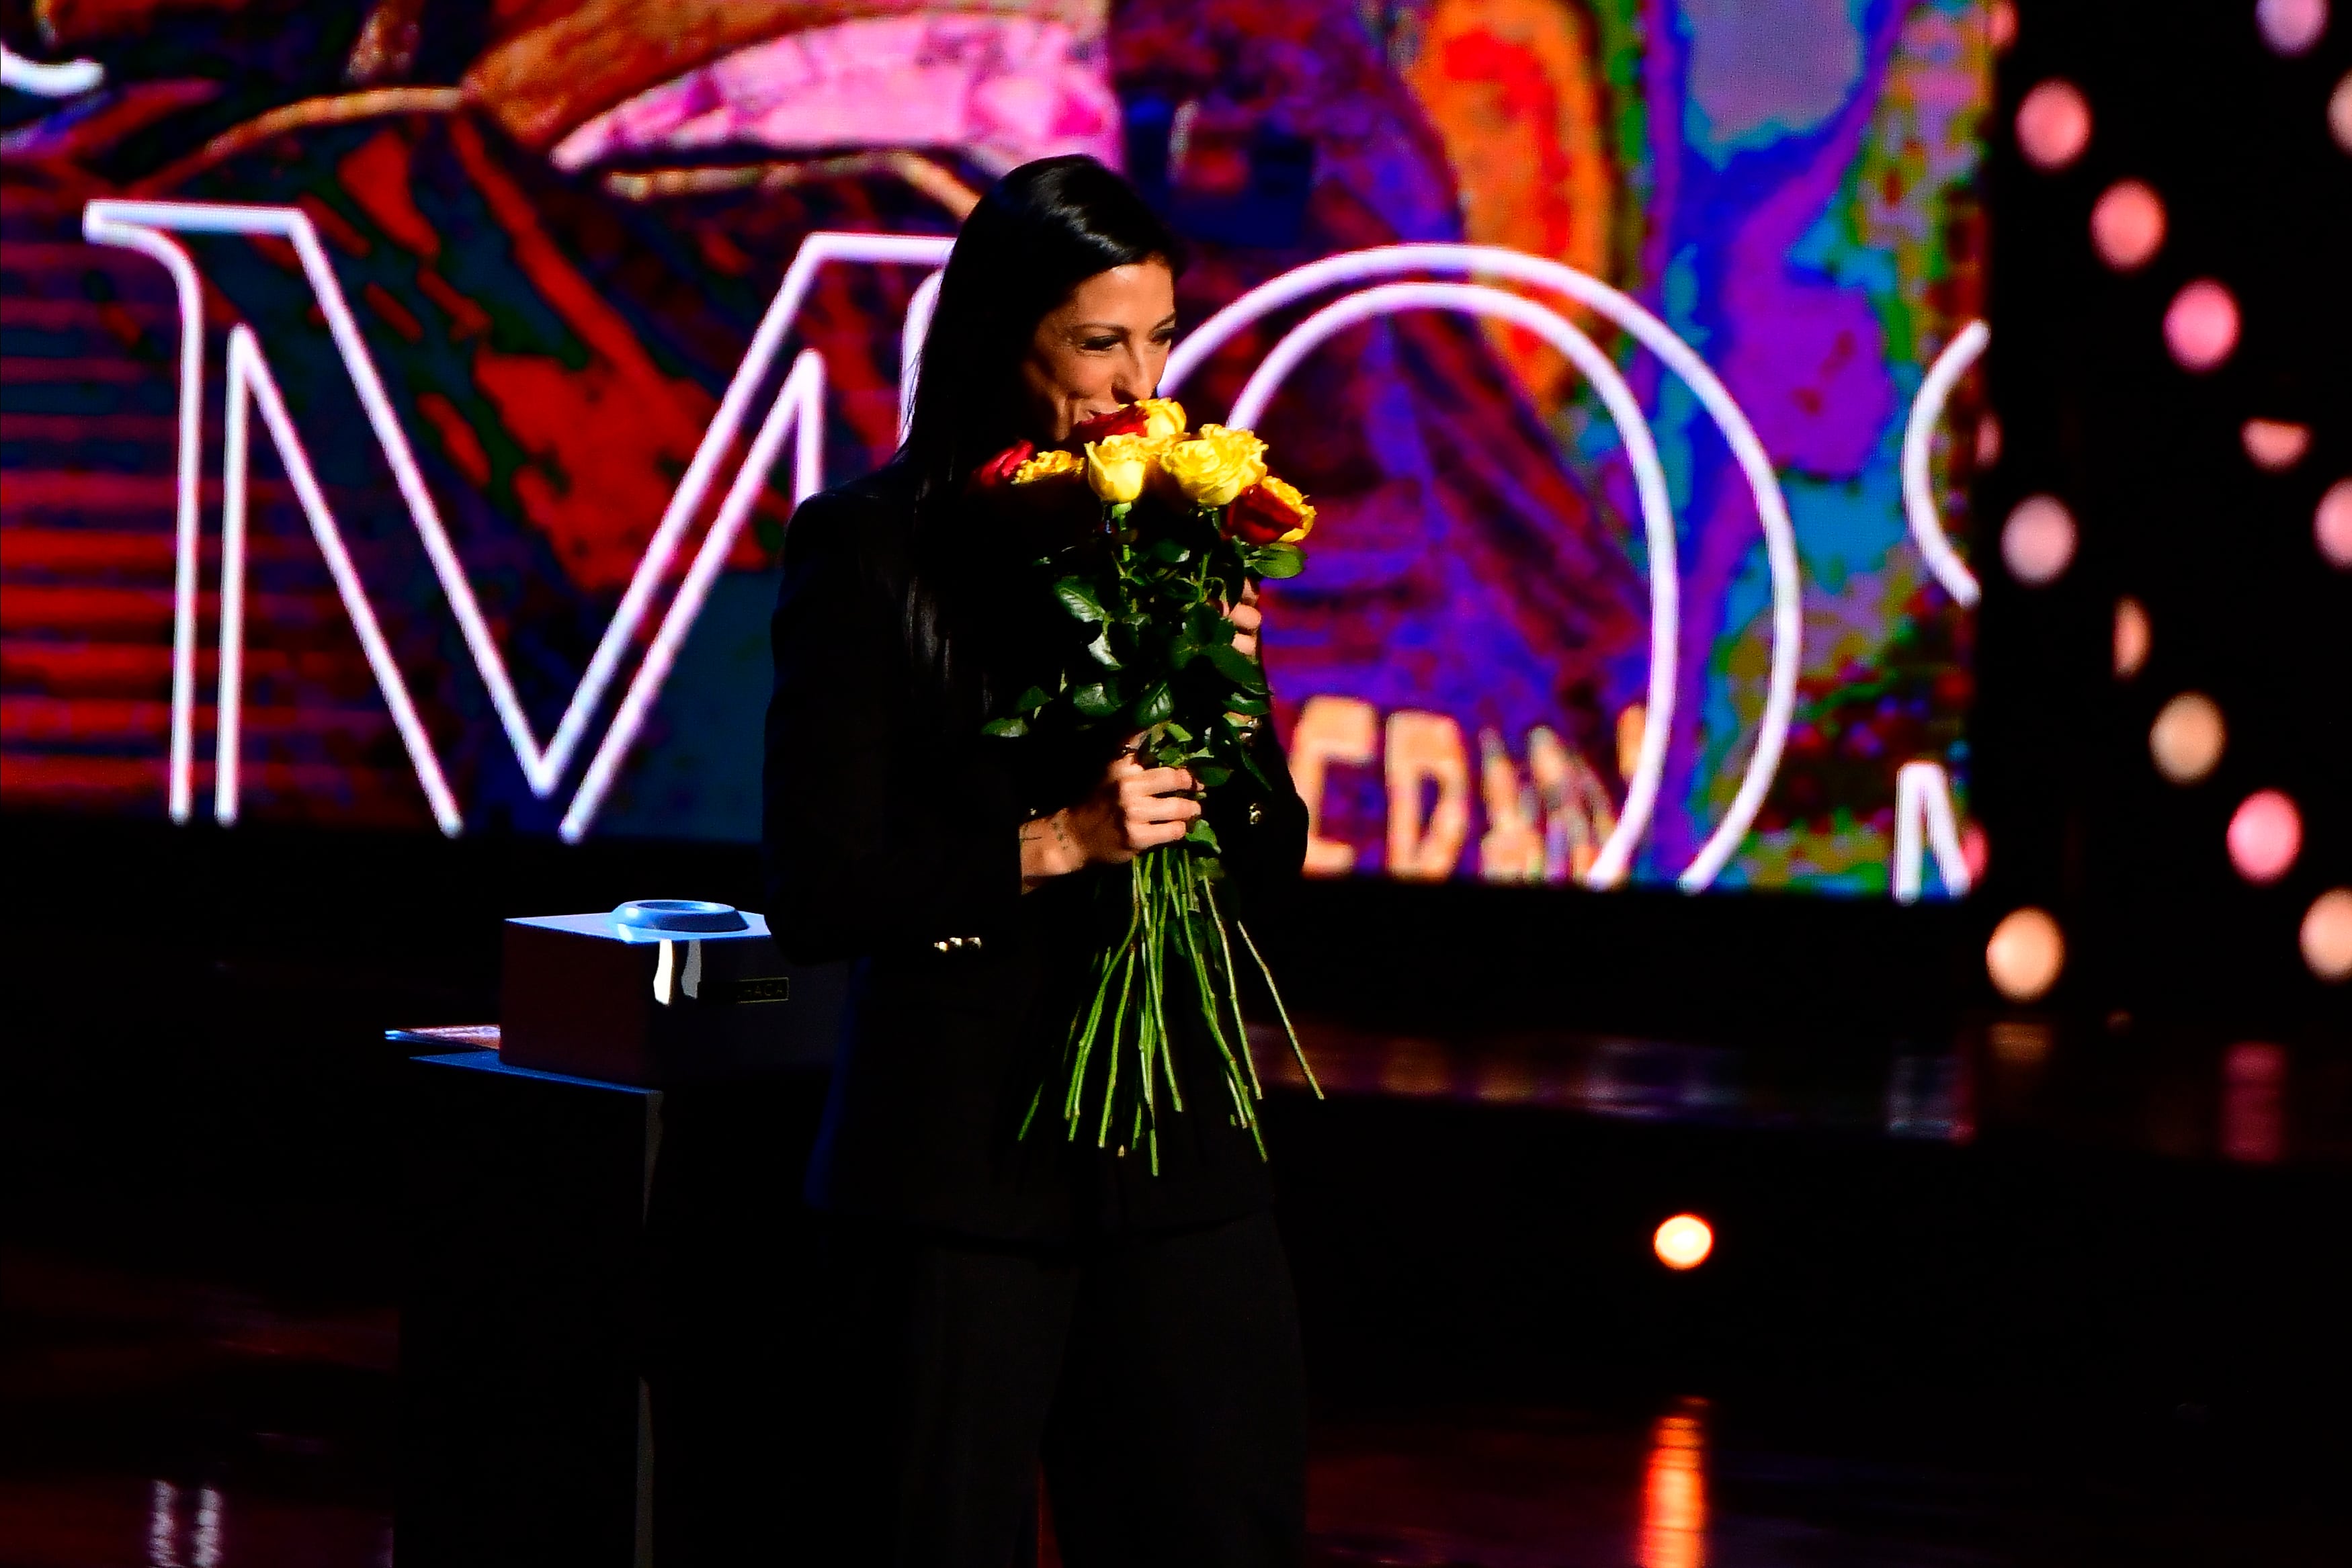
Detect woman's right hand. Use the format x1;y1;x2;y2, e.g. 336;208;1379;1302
1021;748;1200;887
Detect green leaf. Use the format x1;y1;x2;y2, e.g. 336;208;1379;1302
1150;536;1191;564
1191;761;1231;788
1133;679;1173;726
1247;543;1306;579
1053;577;1107;623
1204;642;1265;688
1226;691;1271;715
1073;681;1121;717
981;716;1028;738
1012;685;1050;715
1184;817;1223;851
1230;731;1279;791
1085;629;1122;669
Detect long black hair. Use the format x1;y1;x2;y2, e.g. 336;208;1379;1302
900;155;1183;512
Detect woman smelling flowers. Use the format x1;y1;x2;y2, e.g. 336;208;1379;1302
747;155;1311;1564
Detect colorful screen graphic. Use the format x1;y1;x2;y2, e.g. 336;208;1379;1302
0;1;1989;894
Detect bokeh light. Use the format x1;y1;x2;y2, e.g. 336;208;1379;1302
2227;790;2303;883
2113;597;2151;678
2164;281;2240;372
2303;889;2352;982
2241;419;2311;470
1986;908;2065;1002
1654;1214;1714;1270
2257;0;2330;54
1962;823;1990;882
2150;693;2227;783
2089;180;2165;269
1989;0;2019;51
2002;495;2076;584
1976;412;2003;468
2317;479;2352;567
2015;79;2092;170
2219;1042;2287;1164
2333;72;2352;151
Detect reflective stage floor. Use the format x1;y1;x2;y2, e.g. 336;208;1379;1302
7;1240;2349;1568
8;1010;2349;1568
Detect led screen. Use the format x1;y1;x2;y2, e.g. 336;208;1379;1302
0;1;1989;894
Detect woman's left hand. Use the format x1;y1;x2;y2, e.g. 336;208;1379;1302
1226;580;1262;660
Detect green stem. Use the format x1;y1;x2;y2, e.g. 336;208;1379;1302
1177;857;1255;1132
1197;871;1263;1102
1236;918;1320;1099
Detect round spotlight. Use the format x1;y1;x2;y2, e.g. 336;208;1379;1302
2113;596;2151;679
1654;1215;1714;1270
2150;693;2226;783
2318;479;2352;568
2228;791;2303;883
2164;281;2240;372
2303;889;2352;982
2333;72;2352;152
2257;0;2329;54
2241;419;2311;470
1986;908;2065;1002
2002;495;2077;584
2090;180;2166;270
1990;1;2019;50
2016;80;2092;170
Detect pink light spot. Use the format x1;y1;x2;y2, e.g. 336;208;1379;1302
2304;889;2352;982
1987;907;2065;1002
2316;479;2352;568
2228;790;2302;883
2164;281;2239;372
1989;1;2019;50
2090;180;2165;269
2151;693;2226;784
2241;419;2311;470
2333;73;2352;151
2257;0;2329;54
2002;494;2076;584
1962;823;1990;882
2016;79;2091;170
1975;412;2002;468
2113;596;2150;678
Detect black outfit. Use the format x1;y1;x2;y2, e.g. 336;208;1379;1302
749;460;1312;1564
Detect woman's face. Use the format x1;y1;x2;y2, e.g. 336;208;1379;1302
1018;260;1177;444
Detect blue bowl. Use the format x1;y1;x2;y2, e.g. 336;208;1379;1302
610;899;749;934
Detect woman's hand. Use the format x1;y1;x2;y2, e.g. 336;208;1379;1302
1226;580;1261;660
1021;748;1200;889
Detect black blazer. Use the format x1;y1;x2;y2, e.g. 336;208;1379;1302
761;461;1311;1243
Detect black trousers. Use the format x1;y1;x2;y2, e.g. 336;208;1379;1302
802;1209;1308;1567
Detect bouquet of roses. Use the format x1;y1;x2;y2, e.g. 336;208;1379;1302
974;398;1321;1171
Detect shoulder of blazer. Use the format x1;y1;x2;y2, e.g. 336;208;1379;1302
782;463;921;584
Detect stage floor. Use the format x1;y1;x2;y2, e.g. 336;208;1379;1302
7;1235;2349;1568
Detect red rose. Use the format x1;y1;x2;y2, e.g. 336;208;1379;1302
1224;479;1308;545
1068;404;1151;444
971;441;1035;490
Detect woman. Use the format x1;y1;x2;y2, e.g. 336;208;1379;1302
761;155;1312;1564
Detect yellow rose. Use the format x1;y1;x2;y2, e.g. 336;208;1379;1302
1136;397;1188;441
1159;429;1263;508
1083;433;1152;503
1200;424;1269;488
1011;448;1083;484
